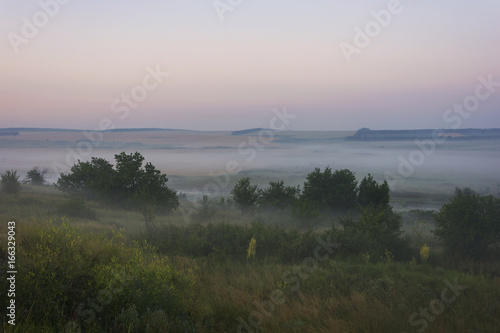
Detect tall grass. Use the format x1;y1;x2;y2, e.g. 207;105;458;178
2;189;500;332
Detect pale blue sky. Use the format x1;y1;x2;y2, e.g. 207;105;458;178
1;0;499;130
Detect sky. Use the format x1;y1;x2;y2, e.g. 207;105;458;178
1;0;499;131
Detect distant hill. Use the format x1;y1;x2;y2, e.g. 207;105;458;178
0;127;189;133
231;128;276;136
0;130;19;136
345;128;500;141
0;128;82;132
105;128;189;132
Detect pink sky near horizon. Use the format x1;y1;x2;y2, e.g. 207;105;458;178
1;0;499;131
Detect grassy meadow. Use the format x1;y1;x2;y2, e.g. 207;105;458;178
1;184;500;332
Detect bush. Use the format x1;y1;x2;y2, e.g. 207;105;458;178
332;206;412;261
291;197;323;229
1;169;21;195
1;218;195;332
231;177;259;215
434;188;500;260
24;166;48;185
141;221;334;264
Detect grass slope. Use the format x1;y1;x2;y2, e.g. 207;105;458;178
1;187;499;332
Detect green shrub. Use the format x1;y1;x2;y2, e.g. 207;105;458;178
142;221;334;264
3;218;195;332
291;197;323;229
1;169;21;195
231;177;259;214
434;187;500;260
332;206;412;261
24;166;48;185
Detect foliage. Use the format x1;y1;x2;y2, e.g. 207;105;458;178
1;169;21;195
55;156;114;199
229;170;389;221
231;177;259;214
135;186;157;233
258;180;300;211
112;152;176;209
333;206;411;261
291;197;323;229
24;166;48;185
301;167;358;212
57;198;97;220
434;187;500;260
55;152;179;215
330;169;359;211
358;174;390;209
1;218;195;332
140;221;325;264
300;167;331;207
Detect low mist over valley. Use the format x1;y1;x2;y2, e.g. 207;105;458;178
1;127;499;209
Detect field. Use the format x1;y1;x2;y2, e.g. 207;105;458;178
1;129;500;332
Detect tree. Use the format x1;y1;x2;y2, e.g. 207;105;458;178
55;152;179;215
55;157;114;200
358;174;390;209
301;167;330;207
135;186;157;234
112;152;145;201
231;177;259;214
301;167;358;212
330;169;358;211
434;188;500;260
24;166;48;185
333;205;409;260
1;170;21;195
258;180;300;211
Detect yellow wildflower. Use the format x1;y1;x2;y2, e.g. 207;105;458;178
420;244;430;263
247;237;256;260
